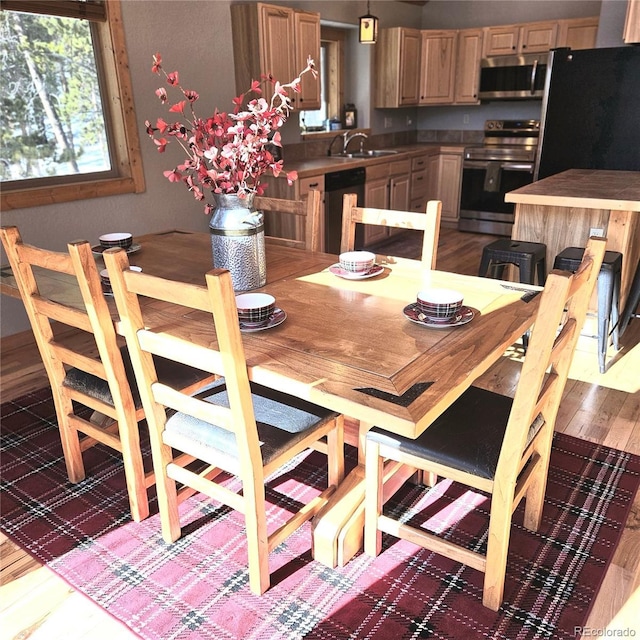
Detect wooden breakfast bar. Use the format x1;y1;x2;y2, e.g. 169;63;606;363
506;169;640;310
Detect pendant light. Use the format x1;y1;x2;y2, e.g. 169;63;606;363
359;1;379;44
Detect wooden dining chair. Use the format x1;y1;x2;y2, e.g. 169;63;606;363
0;226;215;523
363;235;606;611
103;248;345;595
340;194;442;269
256;190;322;252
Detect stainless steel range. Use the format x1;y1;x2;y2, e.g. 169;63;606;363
459;119;539;236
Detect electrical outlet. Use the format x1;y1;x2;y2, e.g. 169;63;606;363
406;115;413;126
463;114;470;124
589;227;605;237
384;117;393;129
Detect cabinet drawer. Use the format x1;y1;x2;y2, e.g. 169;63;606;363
411;156;429;172
411;169;428;197
389;158;411;175
366;163;389;181
410;197;427;213
298;175;324;194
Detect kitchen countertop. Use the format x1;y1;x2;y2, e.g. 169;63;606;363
283;143;466;178
505;169;640;211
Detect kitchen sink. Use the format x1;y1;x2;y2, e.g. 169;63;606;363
332;149;400;159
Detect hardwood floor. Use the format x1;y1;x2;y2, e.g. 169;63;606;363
1;228;639;639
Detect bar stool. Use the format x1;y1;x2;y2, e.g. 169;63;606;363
478;238;547;286
478;239;547;351
553;247;622;373
619;258;640;336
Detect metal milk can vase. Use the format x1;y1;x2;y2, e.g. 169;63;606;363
208;193;266;291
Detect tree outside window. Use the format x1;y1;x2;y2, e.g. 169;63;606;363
0;0;144;210
1;10;110;181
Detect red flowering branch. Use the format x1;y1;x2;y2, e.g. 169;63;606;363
145;53;317;214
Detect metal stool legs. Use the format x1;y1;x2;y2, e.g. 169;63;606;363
595;262;620;373
619;259;640;336
554;247;622;374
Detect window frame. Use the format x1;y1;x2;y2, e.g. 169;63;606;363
0;0;145;210
300;25;347;138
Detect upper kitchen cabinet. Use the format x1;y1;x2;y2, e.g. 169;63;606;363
375;27;421;108
624;0;640;43
231;3;321;110
483;21;558;56
557;17;599;50
454;28;483;104
419;30;457;104
294;10;322;108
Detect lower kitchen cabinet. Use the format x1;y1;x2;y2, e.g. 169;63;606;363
364;168;390;245
363;158;411;244
388;159;411;237
426;152;463;228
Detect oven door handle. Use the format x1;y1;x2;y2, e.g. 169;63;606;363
463;160;534;172
500;162;534;172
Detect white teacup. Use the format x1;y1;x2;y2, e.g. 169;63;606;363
339;250;376;273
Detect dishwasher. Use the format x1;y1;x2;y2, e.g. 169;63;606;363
324;167;366;254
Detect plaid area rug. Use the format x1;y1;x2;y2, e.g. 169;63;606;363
1;388;639;640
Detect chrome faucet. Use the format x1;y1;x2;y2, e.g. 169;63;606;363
327;133;343;156
342;131;368;154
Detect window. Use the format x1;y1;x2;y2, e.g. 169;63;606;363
299;26;345;134
0;0;144;210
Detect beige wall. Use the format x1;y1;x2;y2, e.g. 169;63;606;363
0;0;621;336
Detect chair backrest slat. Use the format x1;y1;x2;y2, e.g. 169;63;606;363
152;382;234;431
340;194;441;269
256;191;322;252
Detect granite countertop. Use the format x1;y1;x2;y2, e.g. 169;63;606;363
283;143;466;178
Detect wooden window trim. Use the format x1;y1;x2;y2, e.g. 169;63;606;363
1;0;145;210
322;26;345;124
0;0;107;22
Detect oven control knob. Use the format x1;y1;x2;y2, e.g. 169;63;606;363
487;121;495;129
495;121;503;129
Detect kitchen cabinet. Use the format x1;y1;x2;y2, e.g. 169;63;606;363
363;159;410;243
483;20;557;56
557;17;598;50
454;28;483;104
364;165;390;245
624;0;640;43
409;154;429;213
419;30;457;105
389;159;411;236
293;10;322;108
426;152;463;228
231;3;320;110
374;27;421;108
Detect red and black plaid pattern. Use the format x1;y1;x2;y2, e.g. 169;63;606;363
1;388;639;640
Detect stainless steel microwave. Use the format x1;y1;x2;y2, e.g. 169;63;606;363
478;52;549;101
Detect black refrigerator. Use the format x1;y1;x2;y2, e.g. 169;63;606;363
534;46;640;181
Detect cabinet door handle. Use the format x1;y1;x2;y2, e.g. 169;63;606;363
309;182;319;188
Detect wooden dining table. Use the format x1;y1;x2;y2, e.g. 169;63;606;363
1;228;542;566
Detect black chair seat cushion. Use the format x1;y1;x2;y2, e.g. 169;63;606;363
367;386;544;480
63;346;209;409
162;379;339;469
